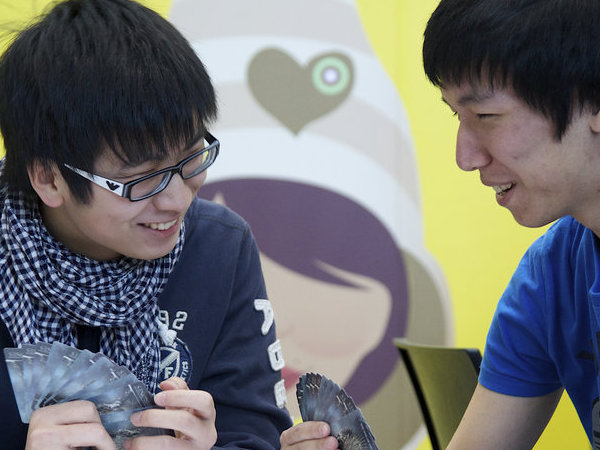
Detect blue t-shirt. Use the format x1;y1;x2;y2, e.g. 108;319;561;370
480;216;600;443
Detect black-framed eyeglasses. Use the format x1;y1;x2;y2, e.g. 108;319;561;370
64;132;219;201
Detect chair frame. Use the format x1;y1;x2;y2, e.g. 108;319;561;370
394;338;482;450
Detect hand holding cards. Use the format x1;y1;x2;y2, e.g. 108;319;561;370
4;342;168;449
296;372;378;450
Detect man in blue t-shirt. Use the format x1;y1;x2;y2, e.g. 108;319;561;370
420;0;600;448
282;0;600;448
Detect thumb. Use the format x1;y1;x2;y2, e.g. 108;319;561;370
159;376;189;391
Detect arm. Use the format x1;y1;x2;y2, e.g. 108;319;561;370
156;202;293;448
200;226;292;447
447;384;563;450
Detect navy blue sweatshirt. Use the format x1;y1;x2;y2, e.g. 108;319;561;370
0;198;292;448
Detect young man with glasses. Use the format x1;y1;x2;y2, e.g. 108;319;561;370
0;0;291;448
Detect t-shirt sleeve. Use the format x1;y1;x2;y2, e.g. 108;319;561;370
479;232;564;397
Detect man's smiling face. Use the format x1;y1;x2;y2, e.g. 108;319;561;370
441;82;600;232
39;141;210;261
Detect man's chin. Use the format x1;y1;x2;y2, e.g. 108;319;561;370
511;210;560;229
122;246;176;261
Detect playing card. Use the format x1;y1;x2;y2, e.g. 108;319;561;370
296;372;378;450
4;341;169;448
301;372;321;420
100;406;168;450
296;377;306;420
328;390;377;450
33;342;81;410
313;376;338;422
39;348;97;407
51;354;116;403
99;406;164;435
87;376;154;412
4;347;29;422
20;343;52;419
77;363;133;405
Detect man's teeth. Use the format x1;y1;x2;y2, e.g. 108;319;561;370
493;183;513;194
146;219;177;230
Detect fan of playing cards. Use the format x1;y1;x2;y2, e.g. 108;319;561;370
4;341;168;449
296;373;378;450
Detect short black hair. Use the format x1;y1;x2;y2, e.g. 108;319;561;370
0;0;217;202
423;0;600;138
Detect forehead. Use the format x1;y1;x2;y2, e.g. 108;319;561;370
441;82;519;109
93;133;206;172
441;81;493;103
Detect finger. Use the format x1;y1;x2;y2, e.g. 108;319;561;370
30;400;101;426
304;436;339;450
27;401;116;450
131;407;214;438
130;408;217;448
124;434;181;450
27;422;116;450
319;436;340;450
159;376;189;391
280;435;339;450
154;389;215;418
280;421;331;446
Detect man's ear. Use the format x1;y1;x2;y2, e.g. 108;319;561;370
589;108;600;134
27;161;65;208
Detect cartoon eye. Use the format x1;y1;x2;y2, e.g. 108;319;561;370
312;56;352;96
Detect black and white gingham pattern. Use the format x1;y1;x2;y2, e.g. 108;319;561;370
0;189;184;393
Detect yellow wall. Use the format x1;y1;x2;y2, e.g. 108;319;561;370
355;0;588;448
0;0;171;52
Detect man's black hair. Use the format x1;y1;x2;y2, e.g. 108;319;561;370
0;0;217;202
423;0;600;138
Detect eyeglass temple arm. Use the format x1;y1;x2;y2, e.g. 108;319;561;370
64;164;125;196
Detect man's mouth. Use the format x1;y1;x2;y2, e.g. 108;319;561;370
492;183;514;197
144;219;178;230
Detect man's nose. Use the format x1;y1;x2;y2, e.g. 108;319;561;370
455;123;491;171
152;172;191;210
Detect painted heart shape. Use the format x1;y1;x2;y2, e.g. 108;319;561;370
248;48;354;134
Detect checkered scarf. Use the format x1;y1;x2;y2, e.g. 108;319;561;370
0;188;184;393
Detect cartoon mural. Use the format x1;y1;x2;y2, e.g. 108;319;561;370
170;0;452;447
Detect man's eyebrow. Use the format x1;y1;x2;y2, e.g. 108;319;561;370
442;89;494;108
115;132;208;174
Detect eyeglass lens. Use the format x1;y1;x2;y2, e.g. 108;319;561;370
129;147;217;200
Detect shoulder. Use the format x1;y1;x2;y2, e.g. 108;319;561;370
160;196;264;312
525;216;591;262
183;197;254;249
184;197;249;234
505;216;594;298
480;217;596;399
177;197;259;267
